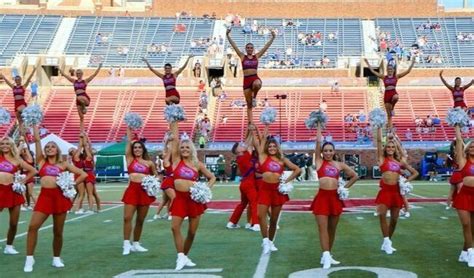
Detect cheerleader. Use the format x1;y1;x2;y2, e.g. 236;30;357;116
311;123;358;268
226;28;276;123
83;134;100;213
251;124;300;254
0;137;36;255
440;70;474;109
375;127;418;255
17;137;36;210
71;135;86;214
121;127;158;255
453;125;474;266
154;132;175;220
142;56;193;105
168;120;216;270
447;140;462;208
0;68;37;133
364;58;415;129
58;63;102;132
24;126;86;272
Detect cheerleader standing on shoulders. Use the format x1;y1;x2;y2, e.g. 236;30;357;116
439;70;474;109
453;125;474;267
168;120;216;270
58;64;102;132
0;137;37;254
311;123;358;269
121;127;158;255
17;137;36;210
0;68;37;133
24;126;86;272
142;56;193;105
83;134;101;213
251;125;300;254
154;133;176;220
374;127;418;255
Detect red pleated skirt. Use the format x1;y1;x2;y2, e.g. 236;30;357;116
170;190;206;218
310;188;344;216
122;181;156;206
34;187;72;215
0;184;25;208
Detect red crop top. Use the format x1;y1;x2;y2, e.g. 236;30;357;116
242;55;259;70
452;87;464;102
0;156;18;174
461;159;474;178
127;159;151;175
258;156;284;175
173;160;199;181
12;85;25;98
383;75;397;92
317;160;340;180
74;80;87;92
162;74;177;92
38;162;63;177
380;158;402;174
83;159;94;172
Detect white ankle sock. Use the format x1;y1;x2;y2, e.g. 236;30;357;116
123;240;131;246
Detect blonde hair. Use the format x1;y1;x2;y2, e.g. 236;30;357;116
44;141;63;163
0;137;19;158
180;139;199;168
464;140;473;156
383;140;401;161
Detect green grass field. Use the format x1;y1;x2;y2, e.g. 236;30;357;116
0;181;473;277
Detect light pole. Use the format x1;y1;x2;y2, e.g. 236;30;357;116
275;94;287;144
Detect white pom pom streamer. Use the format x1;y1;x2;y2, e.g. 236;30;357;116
259;107;277;125
21;104;44;126
278;172;293;195
164;104;186;122
180;132;190;141
0;107;11;125
337;177;349;200
305;109;328;129
368;108;387;129
56;172;77;200
399;176;413;196
190;182;212;204
446;107;470;127
124;112;143;130
141;175;161;197
12;172;26;194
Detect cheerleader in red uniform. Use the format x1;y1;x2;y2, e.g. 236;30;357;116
83;134;100;213
17;137;36;210
227;126;259;230
227;29;276;123
447;140;462;208
311;123;358;269
251;124;300;254
24;126;86;272
364;58;415;129
440;70;474;109
0;137;36;255
142;56;193;105
0;68;37;133
121;127;158;255
453;125;474;266
154;133;176;219
58;64;102;132
168;120;216;270
71;135;86;214
375;127;418;255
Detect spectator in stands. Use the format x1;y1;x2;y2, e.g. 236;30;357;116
192;62;201;78
198;134;207;149
30;80;38;103
405;129;413;141
216;155;227;182
229;56;238;77
95;33;102;45
319;100;327;112
331;81;340;93
358;110;366;122
200;118;211;137
321;56;330;68
198;80;206;92
222;115;228;125
119;66;125;78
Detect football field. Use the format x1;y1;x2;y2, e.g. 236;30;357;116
0;181;472;277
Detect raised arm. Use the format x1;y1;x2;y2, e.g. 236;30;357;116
174;55;194;76
314;123;323;167
58;67;76;83
85;63;102;83
376;127;384;164
363;58;384;79
282;157;301;183
73;135;84;162
199;162;217;187
226;29;244;59
340;163;359;188
18;159;37;183
455;125;466;168
83;135;93;160
65;162;87;185
125;127;135;161
33;126;44;164
397;58;415;79
23;67;37;88
142;58;164;79
162;133;173;168
0;72;14;88
439;70;454;91
169;121;180;164
256;30;276;59
463;78;474;91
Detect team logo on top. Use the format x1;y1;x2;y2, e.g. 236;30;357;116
133;163;147;173
468;164;474;175
179;166;195;179
324;166;338;177
388;161;400;172
0;161;14;172
45;165;61;176
268;161;282;172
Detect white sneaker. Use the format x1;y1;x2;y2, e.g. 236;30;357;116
459;250;468;263
262;238;271;254
4;245;19;255
153;214;160;220
131;242;148;252
269;241;278;252
244;223;252;229
381;239;395;255
321;251;331;269
84;210;94;214
123;241;132;256
226;222;240;229
52;257;65;268
167;215;172;221
24;256;35;272
404;211;411;218
27;206;33;210
175;253;187;271
75;209;84;215
251;224;261;232
21;206;28;211
185;256;196;267
468;248;474;267
320;255;341;265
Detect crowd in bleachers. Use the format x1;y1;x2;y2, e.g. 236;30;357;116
414;114;441;134
457;32;474;41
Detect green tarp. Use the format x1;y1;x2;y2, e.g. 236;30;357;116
97;142;127;156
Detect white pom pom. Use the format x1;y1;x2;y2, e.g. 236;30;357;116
56;172;77;200
164;104;186;122
21;104;44;126
446;107;470;127
278;172;293;195
0;107;11;125
305;109;328;129
337;177;349;200
12;172;26;194
399;176;413;196
259;107;277;125
190;182;212;204
141;175;161;197
368;108;387;129
124;112;143;130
